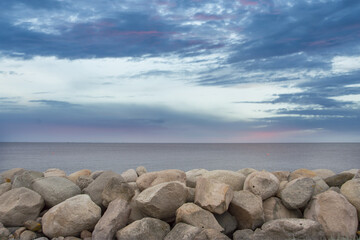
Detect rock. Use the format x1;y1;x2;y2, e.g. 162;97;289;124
340;178;360;220
135;181;187;220
271;171;290;182
228;190;264;230
237;168;257;177
0;227;11;239
128;191;146;224
252;218;326;240
194;229;231;240
12;171;44;189
136;169;186;191
80;230;92;239
0;187;44;227
92;198;131;240
243;171;279;200
176;203;223;232
304;190;358;239
116;217;170;240
121;169;138;182
325;172;354;187
214;211;237;235
185;169;208;188
83;170;123;207
202;170;246;191
0;168;26;182
31;177;81;208
233;229;254;240
312;176;329;195
276;181;288;198
20;230;37;240
101;177;135;207
67;169;91;183
341;169;359;175
24;220;41;232
75;176;93;190
194;177;233;214
263;197;302;222
164;223;202;240
42;195;101;238
43;169;66;178
288;168;317;181
0;182;11;196
135;166;147;177
313;169;336;179
63;237;81;240
279;177;315;209
90;170;104;180
186;187;195;202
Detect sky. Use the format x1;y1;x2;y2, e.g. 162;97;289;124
0;0;360;143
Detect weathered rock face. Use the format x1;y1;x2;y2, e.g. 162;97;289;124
244;171;279;200
202;170;246;191
313;169;335;179
237;168;257;177
101;177;135;207
194;229;231;240
0;226;11;239
121;169;138;182
176;203;223;232
0;187;44;227
92;198;131;240
325;172;354;187
229;190;264;230
341;178;360;220
43;168;66;178
186;169;208;188
76;175;93;190
312;176;329;195
42;194;101;238
233;229;254;240
0;182;11;196
288;169;317;181
136;169;186;191
0;168;25;182
263;197;302;222
304;190;358;239
164;223;202;240
135;181;187;220
31;177;81;207
83;170;123;207
279;177;315;209
271;171;290;182
128;193;147;224
12;170;44;189
214;211;237;235
135;166;147;177
186;187;195;202
252;219;326;240
67;169;91;183
194;177;233;214
116;217;170;240
90;170;104;180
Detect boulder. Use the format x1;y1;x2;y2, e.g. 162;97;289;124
279;177;315;209
341;178;360;220
135;181;187;220
83;170;123;207
271;171;290;182
186;187;195;202
252;219;326;240
24;220;41;232
304;190;358;239
325;172;354;187
136;169;186;191
42;195;101;238
101;177;135;207
0;168;26;182
135;166;147;177
12;170;44;189
243;171;279;200
0;182;11;196
276;181;288;198
175;203;223;232
341;169;359;175
80;230;92;239
13;227;27;239
128;193;147;224
237;168;257;177
194;177;233;214
121;169;138;182
193;229;231;240
92;198;131;240
90;170;104;180
263;197;302;222
228;190;264;230
0;187;44;227
186;169;208;188
43;168;66;178
31;177;81;207
75;176;93;190
313;169;335;179
116;217;170;240
164;223;202;240
312;176;329;195
202;170;246;191
214;211;237;235
20;230;37;240
67;169;91;183
0;227;11;239
233;229;254;240
288;168;317;181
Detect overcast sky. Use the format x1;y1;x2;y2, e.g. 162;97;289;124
0;0;359;142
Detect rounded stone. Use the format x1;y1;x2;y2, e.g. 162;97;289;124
244;171;279;200
280;177;315;209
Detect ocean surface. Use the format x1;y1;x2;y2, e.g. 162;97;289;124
0;143;359;174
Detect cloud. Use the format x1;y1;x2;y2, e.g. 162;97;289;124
29;100;78;107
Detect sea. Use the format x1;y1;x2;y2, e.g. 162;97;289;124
0;143;359;174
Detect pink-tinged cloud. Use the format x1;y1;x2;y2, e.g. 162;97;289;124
194;13;225;21
239;0;258;6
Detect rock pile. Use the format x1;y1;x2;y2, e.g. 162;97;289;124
0;167;359;240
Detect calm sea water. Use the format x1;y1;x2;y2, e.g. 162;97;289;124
0;143;359;174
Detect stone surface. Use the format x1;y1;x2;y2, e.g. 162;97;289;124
67;169;91;183
0;182;11;196
176;203;223;232
312;176;329;195
116;217;170;240
252;219;326;240
0;187;44;227
90;170;104;180
0;227;11;239
201;170;246;191
164;223;202;240
228;190;264;230
121;169;138;182
233;229;254;240
42;195;101;238
237;168;257;177
193;229;231;240
101;177;135;207
83;170;123;207
12;171;44;189
136;169;186;191
279;177;315;209
214;211;237;235
276;181;288;198
341;178;360;220
271;171;290;182
24;220;41;232
92;198;131;240
80;230;92;239
135;166;147;177
75;176;93;190
341;169;359;175
263;197;302;222
185;169;208;188
186;187;195;202
194;177;233;214
0;168;26;182
43;169;66;178
31;177;81;207
135;181;187;220
325;172;354;187
313;169;336;179
304;190;358;239
14;227;27;239
288;168;317;181
128;191;146;224
20;230;37;240
243;171;279;200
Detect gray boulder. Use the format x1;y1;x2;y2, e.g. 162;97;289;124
214;211;237;235
90;170;104;180
185;169;208;188
101;177;135;207
135;166;147;177
0;182;11;196
12;170;44;189
263;197;302;222
341;178;360;220
202;170;246;191
279;177;315;209
164;223;202;240
243;171;279;200
136;169;186;191
75;176;93;190
325;172;354;187
121;169;138;182
233;229;254;240
20;230;37;240
312;176;329;195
